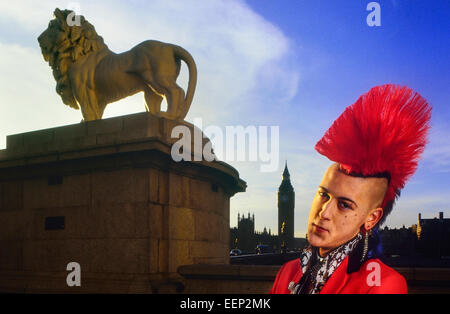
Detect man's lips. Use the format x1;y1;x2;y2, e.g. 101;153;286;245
312;223;328;232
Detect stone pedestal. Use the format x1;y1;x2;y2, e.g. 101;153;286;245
0;112;246;293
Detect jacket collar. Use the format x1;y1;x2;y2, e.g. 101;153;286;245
319;256;351;294
347;229;383;274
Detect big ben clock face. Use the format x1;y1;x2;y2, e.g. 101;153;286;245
280;195;288;202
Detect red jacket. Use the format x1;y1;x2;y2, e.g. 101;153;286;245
270;257;407;294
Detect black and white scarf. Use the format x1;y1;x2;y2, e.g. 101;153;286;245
290;233;363;294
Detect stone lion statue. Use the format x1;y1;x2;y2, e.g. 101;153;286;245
38;8;197;121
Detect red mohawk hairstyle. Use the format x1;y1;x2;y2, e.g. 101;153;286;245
315;84;431;225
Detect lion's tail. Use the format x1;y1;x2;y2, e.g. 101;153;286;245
172;45;197;120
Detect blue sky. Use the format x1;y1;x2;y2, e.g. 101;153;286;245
0;0;448;236
241;0;450;235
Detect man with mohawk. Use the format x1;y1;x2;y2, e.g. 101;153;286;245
270;84;432;294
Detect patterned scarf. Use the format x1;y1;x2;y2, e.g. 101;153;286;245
291;233;363;294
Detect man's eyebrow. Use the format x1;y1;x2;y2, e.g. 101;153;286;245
319;185;328;192
318;185;358;207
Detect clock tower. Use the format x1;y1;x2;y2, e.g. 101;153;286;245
278;161;295;251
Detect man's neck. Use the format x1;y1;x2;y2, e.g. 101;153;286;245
319;247;331;258
318;232;362;257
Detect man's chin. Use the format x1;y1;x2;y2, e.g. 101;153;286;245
308;232;329;248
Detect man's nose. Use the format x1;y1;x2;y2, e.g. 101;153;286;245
319;198;333;220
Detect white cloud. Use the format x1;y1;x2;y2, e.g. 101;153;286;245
0;0;299;148
0;0;54;33
0;42;82;149
0;0;305;236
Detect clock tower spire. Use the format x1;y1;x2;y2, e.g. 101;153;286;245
278;161;295;251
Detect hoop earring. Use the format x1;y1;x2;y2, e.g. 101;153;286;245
360;229;371;262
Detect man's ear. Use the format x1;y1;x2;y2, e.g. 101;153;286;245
365;207;383;230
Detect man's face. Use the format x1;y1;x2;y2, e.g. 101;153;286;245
307;163;388;254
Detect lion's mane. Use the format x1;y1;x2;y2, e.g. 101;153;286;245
43;9;107;109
